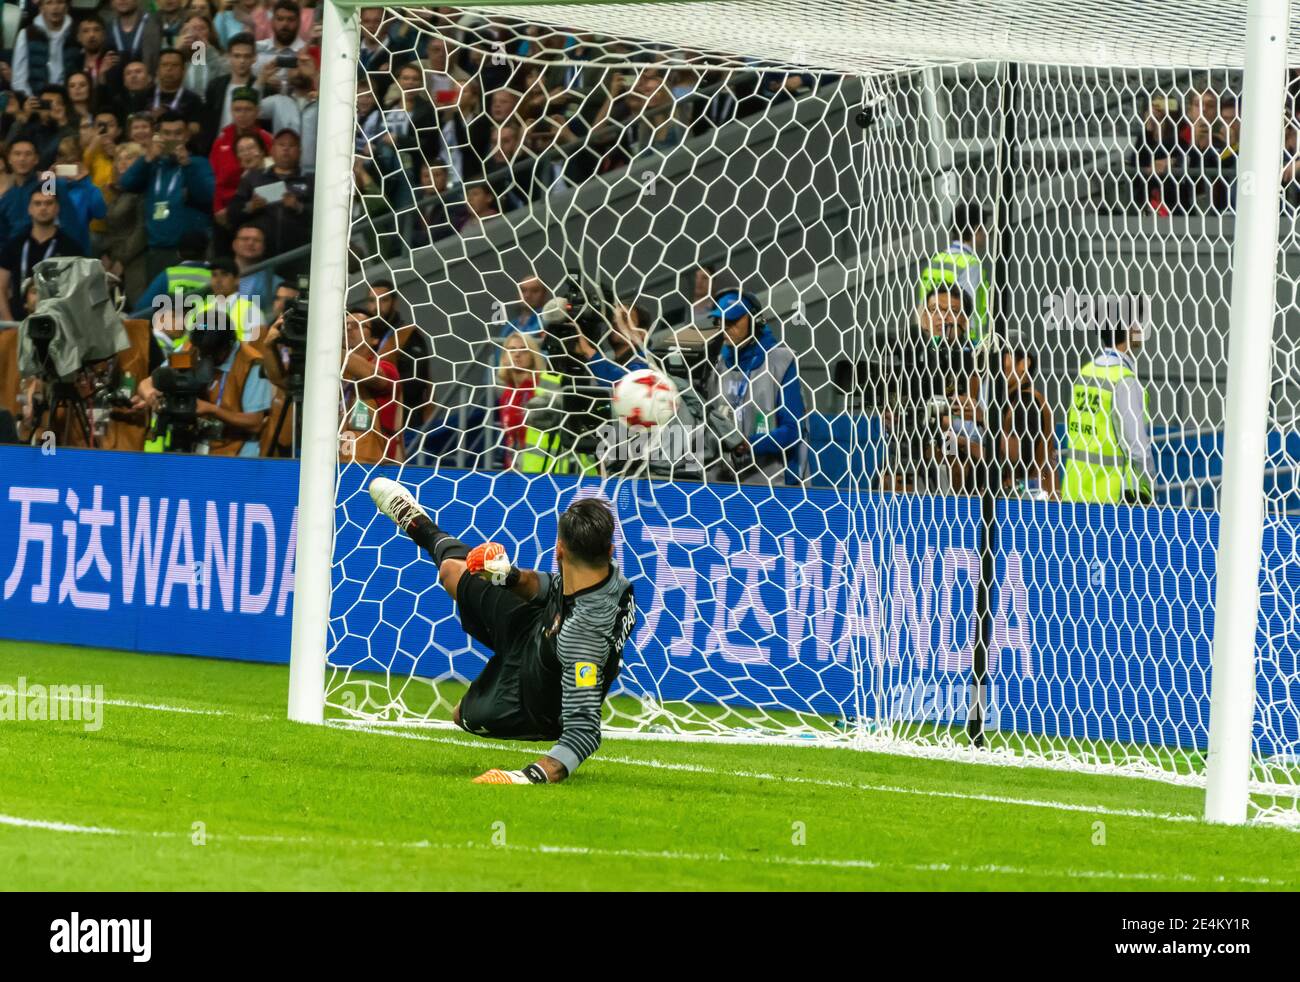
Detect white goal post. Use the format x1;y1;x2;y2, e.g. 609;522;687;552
286;0;1300;826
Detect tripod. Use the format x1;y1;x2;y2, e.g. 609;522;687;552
268;385;304;458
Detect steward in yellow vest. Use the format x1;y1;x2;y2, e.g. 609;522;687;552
917;203;989;339
1062;326;1154;505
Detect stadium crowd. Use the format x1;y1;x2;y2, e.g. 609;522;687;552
0;3;1160;503
1124;72;1300;216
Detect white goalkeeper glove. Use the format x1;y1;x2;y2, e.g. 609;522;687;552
465;542;517;587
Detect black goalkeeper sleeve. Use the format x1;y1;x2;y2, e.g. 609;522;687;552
409;517;469;567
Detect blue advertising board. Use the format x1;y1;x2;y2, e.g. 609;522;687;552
1;444;1297;757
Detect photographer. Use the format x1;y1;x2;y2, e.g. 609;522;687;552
706;290;805;485
585;301;650;386
516;288;605;476
137;288;271;455
882;285;980;494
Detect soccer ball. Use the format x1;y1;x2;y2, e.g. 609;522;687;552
612;368;679;427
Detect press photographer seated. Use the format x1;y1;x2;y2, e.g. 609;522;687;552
135;284;272;456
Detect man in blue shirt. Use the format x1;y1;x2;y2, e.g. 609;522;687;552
117;110;214;279
0;139;101;253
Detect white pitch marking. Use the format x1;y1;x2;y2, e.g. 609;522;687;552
31;700;1270;830
345;723;1204;826
0;812;1282;887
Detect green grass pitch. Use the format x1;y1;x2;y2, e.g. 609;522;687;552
0;640;1295;891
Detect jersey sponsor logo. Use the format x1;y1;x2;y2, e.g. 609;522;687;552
575;661;598;687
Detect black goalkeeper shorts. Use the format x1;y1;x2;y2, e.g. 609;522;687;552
455;574;557;742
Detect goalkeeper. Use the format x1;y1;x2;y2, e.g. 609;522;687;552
369;479;636;784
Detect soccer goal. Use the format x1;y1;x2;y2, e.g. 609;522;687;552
286;0;1300;825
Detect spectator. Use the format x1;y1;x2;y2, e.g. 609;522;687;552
154;0;188;50
52;134;107;243
81;110;122;199
997;346;1059;498
64;71;94;123
125;109;155;146
916;201;989;339
1217;93;1240;157
0;190;83;323
150;48;205;131
177;14;228;108
333;307;402;463
369;278;432;422
379;59;439;197
483;122;534;211
204;32;259;142
883;285;978;494
215;0;273;47
116;109;215;278
1062;300;1155;505
413;162;457;245
253;1;306;91
355;7;392;76
1177;114;1230;213
257;46;319;174
10;83;79;166
689;263;716;320
210;86;272;218
227;128;313;263
73;16;119;90
455;181;498;234
707;289;805;485
132;228;211;313
0;137;97;251
508;276;548;335
225;223;279;317
297;0;322;45
1130;94;1181;215
496;330;542;468
111;59;156;119
104;0;163;74
1283;122;1300;209
216;132;269;233
12;0;75;98
97;140;149;301
467;87;520;176
354;77;385;154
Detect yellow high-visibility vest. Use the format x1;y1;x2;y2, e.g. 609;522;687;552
1061;359;1151;503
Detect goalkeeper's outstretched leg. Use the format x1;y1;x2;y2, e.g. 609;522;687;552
368;478;638;786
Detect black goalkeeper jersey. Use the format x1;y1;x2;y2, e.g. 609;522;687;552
521;564;636;775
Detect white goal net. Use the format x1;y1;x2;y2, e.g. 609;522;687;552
310;2;1300;823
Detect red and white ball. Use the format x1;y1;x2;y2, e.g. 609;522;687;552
612;368;679;427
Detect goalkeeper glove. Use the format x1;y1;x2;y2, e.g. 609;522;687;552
466;542;518;587
472;763;551;785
